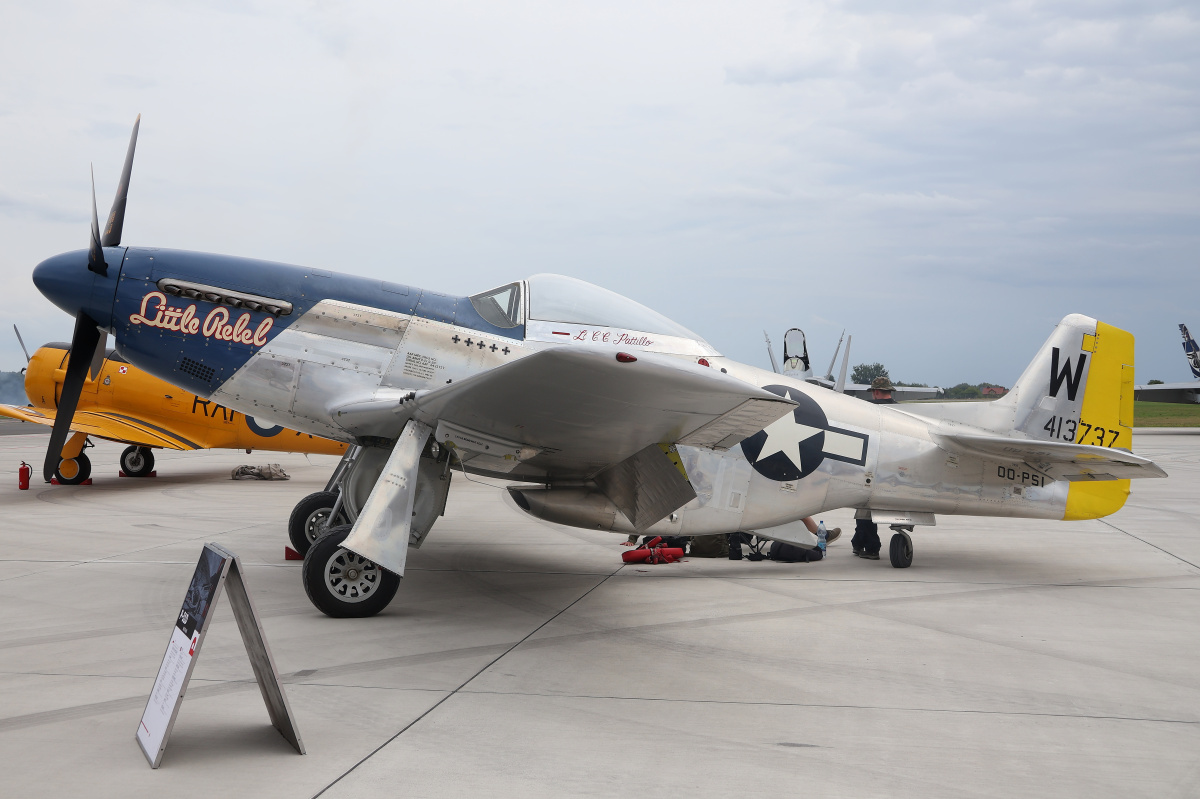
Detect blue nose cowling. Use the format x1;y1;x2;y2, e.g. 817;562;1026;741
33;247;123;328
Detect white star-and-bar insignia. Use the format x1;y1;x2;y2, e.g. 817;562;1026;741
757;416;821;461
757;412;866;465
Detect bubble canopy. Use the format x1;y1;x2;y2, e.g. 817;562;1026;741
523;274;705;341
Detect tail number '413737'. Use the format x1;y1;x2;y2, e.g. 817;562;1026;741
1043;415;1120;447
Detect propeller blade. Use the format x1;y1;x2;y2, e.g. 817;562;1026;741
88;165;106;275
13;324;30;364
101;114;140;247
44;313;102;482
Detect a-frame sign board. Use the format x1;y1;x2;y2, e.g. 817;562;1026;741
136;543;305;768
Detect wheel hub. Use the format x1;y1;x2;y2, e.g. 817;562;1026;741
323;547;379;603
305;509;331;542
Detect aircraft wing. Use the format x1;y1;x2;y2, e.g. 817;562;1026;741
0;404;195;450
935;431;1167;481
1134;382;1200;404
334;348;797;480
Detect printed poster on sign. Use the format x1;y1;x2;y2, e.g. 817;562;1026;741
136;545;229;766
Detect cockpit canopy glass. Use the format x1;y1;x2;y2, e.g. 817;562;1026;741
526;274;704;341
469;282;522;328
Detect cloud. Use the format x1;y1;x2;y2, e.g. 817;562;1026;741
0;0;1195;385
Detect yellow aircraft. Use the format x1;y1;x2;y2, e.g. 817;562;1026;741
1;340;346;483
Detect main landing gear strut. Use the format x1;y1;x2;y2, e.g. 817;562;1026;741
286;445;363;557
293;431;453;618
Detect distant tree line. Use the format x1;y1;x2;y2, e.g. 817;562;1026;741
850;363;1009;398
943;382;1006;400
0;371;25;405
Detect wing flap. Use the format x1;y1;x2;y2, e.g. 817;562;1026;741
677;397;799;450
594;443;697;532
936;432;1167;481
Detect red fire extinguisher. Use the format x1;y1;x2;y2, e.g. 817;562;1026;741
18;461;32;490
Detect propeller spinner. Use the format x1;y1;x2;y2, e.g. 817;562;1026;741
41;115;140;483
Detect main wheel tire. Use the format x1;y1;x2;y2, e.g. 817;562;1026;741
120;445;155;477
55;452;92;485
288;490;346;556
889;531;914;568
302;525;399;618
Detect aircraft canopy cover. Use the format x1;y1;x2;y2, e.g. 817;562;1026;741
526;274;706;343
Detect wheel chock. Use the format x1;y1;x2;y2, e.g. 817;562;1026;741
285;546;303;561
119;471;157;478
49;478;93;485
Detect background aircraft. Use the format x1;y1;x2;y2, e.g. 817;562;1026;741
765;328;942;401
0;336;345;483
29;117;1165;619
1134;324;1200;404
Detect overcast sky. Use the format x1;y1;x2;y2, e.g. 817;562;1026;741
1;0;1196;387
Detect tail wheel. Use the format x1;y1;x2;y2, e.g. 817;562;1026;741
287;490;346;556
55;452;92;485
302;525;400;618
120;445;155;477
889;531;913;568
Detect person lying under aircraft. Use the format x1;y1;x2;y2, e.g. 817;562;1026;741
0;336;345;484
30;116;1166;619
1133;323;1200;404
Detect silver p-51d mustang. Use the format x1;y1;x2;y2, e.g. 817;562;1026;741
33;119;1167;617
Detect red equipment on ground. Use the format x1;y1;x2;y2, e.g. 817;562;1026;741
620;536;685;565
18;461;31;490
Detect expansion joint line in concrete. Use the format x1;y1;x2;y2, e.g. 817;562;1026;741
1097;518;1200;572
311;564;626;798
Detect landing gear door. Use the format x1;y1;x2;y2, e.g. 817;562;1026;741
677;447;752;530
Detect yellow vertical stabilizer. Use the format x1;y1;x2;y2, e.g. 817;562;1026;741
1064;321;1134;520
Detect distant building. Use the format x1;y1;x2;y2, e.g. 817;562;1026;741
981;386;1008;397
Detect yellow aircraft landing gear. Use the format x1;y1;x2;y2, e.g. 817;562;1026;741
53;431;92;485
120;445;155;477
54;452;92;485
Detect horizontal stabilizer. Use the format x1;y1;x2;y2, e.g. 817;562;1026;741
936;432;1167;481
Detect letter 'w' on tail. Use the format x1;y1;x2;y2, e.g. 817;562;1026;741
1049;346;1087;401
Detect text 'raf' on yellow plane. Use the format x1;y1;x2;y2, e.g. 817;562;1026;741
2;332;346;484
